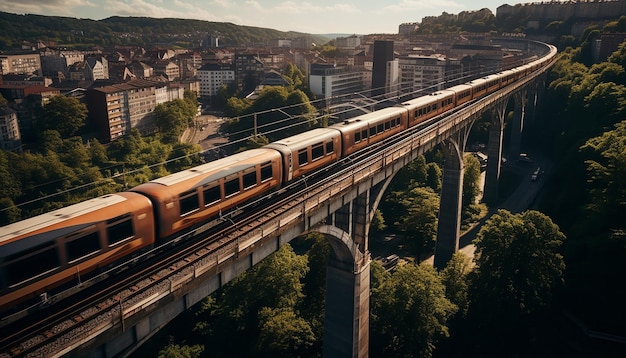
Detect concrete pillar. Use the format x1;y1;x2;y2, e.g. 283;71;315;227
509;90;526;159
483;101;507;204
323;255;370;358
322;190;372;357
435;139;463;269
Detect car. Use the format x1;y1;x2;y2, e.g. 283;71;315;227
518;153;533;164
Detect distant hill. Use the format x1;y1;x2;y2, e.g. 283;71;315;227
0;11;331;50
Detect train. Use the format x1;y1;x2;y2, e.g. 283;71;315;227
0;43;557;314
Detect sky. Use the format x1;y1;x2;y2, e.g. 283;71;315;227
0;0;514;35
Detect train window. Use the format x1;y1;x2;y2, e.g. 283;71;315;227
204;185;221;205
243;171;257;189
107;214;134;246
354;131;361;143
385;121;391;130
180;190;199;215
326;141;334;154
369;127;376;137
362;130;368;140
224;177;240;197
377;124;384;133
298;148;308;166
261;162;273;182
312;143;324;161
66;232;100;263
396;117;401;126
3;242;60;286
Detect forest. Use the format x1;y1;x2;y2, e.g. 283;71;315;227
0;11;328;50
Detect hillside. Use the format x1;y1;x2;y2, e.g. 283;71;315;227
0;11;330;50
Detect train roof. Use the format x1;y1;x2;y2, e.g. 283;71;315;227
399;90;454;107
330;106;407;131
265;127;340;150
0;193;131;246
145;148;280;187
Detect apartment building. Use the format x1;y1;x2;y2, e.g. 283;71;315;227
0;53;42;76
86;79;165;142
198;63;235;100
85;57;109;80
0;106;22;151
397;55;447;97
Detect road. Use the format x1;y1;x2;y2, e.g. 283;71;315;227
182;114;229;151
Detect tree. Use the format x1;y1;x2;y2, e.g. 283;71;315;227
371;263;457;357
425;162;442;192
391;186;440;257
154;98;197;142
462;153;481;208
38;95;87;138
462;153;484;226
157;342;203;358
580;120;626;228
194;244;313;357
440;252;472;317
257;307;316;356
468;209;566;355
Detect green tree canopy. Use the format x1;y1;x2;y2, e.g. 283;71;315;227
371;263;457;357
468;209;566;354
580;119;626;226
390;186;440;257
38;95;88;138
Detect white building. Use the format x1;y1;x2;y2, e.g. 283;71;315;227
397;55;447;97
309;64;370;99
197;63;235;100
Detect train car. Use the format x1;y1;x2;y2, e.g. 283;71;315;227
499;69;518;87
264;128;342;182
400;90;455;127
0;192;154;312
329;106;408;157
468;74;501;100
447;84;473;107
131;148;282;239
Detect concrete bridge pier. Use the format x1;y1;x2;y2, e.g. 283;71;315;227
509;89;527;159
316;186;377;358
483;99;508;204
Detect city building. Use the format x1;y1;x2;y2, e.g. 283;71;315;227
398;22;420;35
235;54;265;94
197;63;235;100
397;55;447;97
86;79;165;142
85;56;109;81
0;106;22;151
336;35;361;50
0;52;42;76
372;40;395;97
152;60;179;81
309;63;369;99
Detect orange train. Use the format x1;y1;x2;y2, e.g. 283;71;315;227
0;43;557;314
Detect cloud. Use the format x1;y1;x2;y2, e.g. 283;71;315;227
0;0;95;16
382;0;464;13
